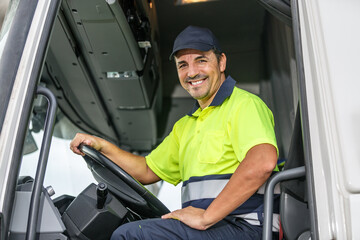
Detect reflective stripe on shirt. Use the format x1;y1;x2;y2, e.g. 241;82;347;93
181;173;280;231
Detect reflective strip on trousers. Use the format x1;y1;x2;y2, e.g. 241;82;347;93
233;213;280;232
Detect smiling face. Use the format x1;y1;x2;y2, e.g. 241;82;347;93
175;49;227;109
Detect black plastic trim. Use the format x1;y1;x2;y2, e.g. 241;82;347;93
291;0;318;239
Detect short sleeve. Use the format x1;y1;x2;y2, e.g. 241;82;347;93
231;95;278;162
146;123;182;185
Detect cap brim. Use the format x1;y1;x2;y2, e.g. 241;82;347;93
169;43;214;60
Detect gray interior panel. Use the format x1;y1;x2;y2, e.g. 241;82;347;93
67;0;143;72
106;75;147;108
44;17;117;139
115;107;157;150
9;191;65;234
83;21;140;72
104;49;158;109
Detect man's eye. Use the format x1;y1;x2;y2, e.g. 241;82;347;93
178;64;186;69
199;59;207;63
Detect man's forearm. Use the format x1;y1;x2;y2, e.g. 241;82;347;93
70;133;160;184
102;142;160;184
202;143;277;228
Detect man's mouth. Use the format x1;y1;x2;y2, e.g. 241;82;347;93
188;76;208;86
190;80;204;86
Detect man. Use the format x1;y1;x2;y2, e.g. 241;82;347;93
70;26;278;239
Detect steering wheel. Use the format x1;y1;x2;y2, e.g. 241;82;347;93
79;144;170;217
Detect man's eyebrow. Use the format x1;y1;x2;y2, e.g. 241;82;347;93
176;55;208;66
177;60;187;65
195;55;208;60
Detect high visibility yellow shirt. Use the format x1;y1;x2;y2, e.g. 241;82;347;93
146;76;278;186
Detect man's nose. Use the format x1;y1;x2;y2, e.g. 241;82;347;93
187;64;199;79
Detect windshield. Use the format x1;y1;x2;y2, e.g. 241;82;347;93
0;0;18;59
19;95;95;199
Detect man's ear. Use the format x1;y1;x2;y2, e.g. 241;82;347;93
219;53;227;72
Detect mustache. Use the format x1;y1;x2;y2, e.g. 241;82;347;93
185;74;207;82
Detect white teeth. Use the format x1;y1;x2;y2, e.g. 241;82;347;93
191;80;203;86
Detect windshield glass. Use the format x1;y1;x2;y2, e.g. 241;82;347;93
0;0;19;59
20;95;95;198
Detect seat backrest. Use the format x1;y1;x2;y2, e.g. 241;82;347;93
280;105;311;240
282;105;306;201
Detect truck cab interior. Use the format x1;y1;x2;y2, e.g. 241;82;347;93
0;0;314;239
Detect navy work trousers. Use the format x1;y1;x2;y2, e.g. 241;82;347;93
110;217;262;240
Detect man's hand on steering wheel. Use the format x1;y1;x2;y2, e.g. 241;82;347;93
70;133;103;156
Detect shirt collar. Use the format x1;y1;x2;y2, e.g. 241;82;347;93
187;76;236;116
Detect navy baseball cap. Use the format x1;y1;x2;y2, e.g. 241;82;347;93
169;26;222;60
